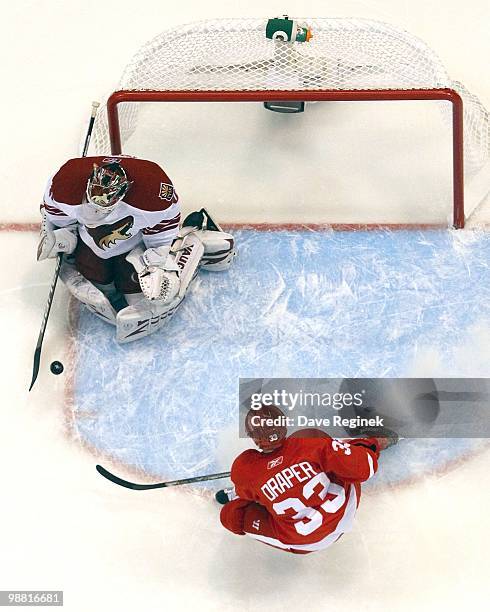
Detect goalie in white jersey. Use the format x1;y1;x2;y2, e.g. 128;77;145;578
37;156;235;342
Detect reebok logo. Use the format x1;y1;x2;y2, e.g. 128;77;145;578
102;157;124;163
252;520;261;531
267;456;283;470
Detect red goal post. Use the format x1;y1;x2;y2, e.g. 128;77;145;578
106;87;465;228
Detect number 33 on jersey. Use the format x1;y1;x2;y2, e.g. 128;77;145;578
220;433;380;553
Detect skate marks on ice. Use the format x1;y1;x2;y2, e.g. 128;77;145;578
67;229;490;487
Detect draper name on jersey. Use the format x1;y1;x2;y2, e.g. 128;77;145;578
261;461;319;502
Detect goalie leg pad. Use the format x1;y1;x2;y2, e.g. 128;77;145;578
118;234;203;342
171;231;204;293
93;281;128;312
182;208;235;271
116;294;184;343
59;262;117;324
196;229;235;271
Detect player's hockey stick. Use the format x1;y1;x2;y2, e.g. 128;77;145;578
29;101;100;391
96;464;231;490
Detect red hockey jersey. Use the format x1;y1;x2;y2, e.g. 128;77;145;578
42;156;181;259
228;435;380;552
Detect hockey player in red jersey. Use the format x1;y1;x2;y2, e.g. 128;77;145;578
37;156;235;342
217;404;397;554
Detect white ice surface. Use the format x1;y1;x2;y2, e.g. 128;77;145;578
1;1;490;610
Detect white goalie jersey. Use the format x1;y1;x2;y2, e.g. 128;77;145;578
42;156;181;258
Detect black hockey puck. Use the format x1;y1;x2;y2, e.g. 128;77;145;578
50;361;64;375
215;490;230;505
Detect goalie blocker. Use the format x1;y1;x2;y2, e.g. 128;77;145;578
61;208;235;342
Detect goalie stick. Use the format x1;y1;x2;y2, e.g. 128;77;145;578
96;464;231;490
29;101;100;391
81;101;100;158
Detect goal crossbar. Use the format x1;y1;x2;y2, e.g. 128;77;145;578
107;87;465;228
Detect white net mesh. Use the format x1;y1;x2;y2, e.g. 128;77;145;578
122;18;453;91
91;17;489;192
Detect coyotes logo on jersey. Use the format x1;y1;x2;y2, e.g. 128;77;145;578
86;216;134;249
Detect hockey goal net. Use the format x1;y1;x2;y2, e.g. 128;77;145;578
91;17;490;228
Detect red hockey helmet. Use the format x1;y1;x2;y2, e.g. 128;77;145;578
86;161;132;210
245;404;287;452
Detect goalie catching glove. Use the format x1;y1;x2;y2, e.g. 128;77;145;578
37;207;78;261
126;232;204;304
127;208;235;304
126;244;181;302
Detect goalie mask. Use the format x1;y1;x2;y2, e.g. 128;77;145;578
245;404;288;452
86;162;132;214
